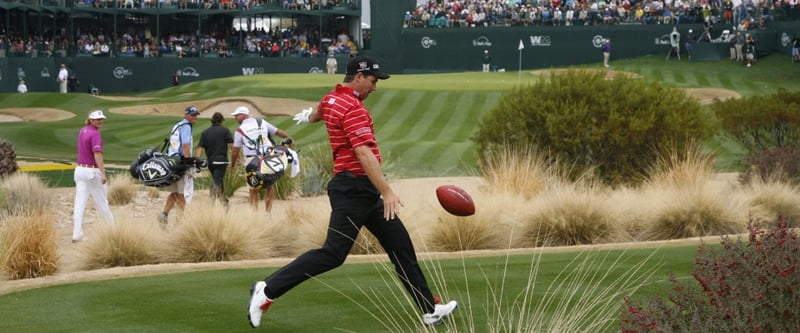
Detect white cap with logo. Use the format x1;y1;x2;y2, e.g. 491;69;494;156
88;110;106;119
231;106;250;116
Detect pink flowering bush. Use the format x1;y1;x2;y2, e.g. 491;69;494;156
621;217;800;332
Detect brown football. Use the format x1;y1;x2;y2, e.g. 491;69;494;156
435;185;475;216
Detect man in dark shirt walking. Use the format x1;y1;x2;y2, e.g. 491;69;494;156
196;112;233;204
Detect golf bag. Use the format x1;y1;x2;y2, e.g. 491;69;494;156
245;138;298;189
129;148;189;187
129;123;206;187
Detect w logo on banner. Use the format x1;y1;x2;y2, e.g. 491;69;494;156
242;67;265;75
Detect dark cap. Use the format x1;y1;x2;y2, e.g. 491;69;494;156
185;106;200;115
346;56;390;80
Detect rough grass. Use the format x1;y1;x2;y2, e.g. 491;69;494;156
479;145;556;199
638;146;746;240
0;173;52;215
517;181;627;247
163;199;294;262
108;172;137;206
0;212;58;279
77;214;163;270
427;191;524;252
736;177;800;227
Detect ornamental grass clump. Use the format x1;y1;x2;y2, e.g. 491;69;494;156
108;172;137;206
0;172;51;216
78;215;163;270
0;212;59;279
621;217;800;332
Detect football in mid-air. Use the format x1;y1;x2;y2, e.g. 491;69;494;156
435;185;475;216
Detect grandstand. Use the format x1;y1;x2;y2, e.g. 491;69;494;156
0;0;798;93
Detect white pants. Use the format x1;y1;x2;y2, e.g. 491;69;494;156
73;167;114;240
59;80;68;93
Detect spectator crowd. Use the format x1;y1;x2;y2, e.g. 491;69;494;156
404;0;787;28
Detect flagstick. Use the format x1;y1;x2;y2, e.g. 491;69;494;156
518;39;524;82
518;48;522;82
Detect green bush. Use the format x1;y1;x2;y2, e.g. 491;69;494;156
474;70;715;186
712;89;800;152
713;89;800;183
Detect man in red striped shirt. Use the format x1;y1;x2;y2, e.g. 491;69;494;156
246;56;457;328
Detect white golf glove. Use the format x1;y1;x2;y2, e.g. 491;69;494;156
293;107;313;125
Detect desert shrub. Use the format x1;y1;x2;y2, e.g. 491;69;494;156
0;172;51;215
0;140;17;179
637;145;745;240
108;172;137;206
713;89;800;183
427;190;518;251
479;144;557;199
164;201;293;262
738;177;800;227
739;145;800;184
0;212;58;279
621;218;800;332
712;89;800;152
474;70;714;186
297;143;333;197
78;218;163;270
516;181;627;247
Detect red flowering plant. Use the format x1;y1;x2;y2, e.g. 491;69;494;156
621;217;800;332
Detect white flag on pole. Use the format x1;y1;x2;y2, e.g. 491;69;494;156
518;40;524;50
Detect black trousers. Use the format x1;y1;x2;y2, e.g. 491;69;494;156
208;164;226;202
264;171;437;314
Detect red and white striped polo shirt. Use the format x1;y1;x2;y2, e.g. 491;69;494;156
319;84;381;176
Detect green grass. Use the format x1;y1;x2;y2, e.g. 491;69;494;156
2;54;796;181
0;245;699;332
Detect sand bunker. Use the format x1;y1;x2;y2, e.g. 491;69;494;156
0;108;75;122
110;96;315;118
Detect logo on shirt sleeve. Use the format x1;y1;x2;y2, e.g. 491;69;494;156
327;97;336;105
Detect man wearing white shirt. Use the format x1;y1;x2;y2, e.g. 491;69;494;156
229;106;292;212
57;64;68;93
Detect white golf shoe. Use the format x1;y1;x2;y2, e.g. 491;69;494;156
422;300;458;326
247;281;273;328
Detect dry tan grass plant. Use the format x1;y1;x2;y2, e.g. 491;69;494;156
639;145;746;240
0;172;52;215
516;181;627;247
479;145;556;199
0;212;58;279
164;199;295;262
645;143;716;190
736;176;800;227
108;172;137;206
77;214;163;270
427;191;525;251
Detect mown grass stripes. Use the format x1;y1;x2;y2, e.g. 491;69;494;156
2;54;798;179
